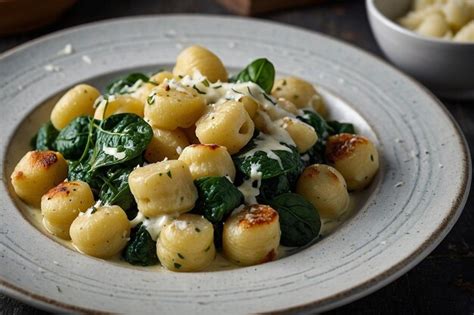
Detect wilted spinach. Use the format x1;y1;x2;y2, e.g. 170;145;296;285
269;193;321;247
194;176;243;224
54;116;95;160
298;111;357;164
106;73;149;95
123;223;159;266
87;113;152;171
234;141;303;180
229;58;275;94
34;121;59;151
298;110;334;140
258;174;291;203
98;164;136;211
327;120;356;135
68;113;152;199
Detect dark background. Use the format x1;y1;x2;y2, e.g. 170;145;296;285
0;1;473;314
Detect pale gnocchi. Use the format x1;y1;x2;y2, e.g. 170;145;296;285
399;0;474;41
157;214;216;271
41;181;95;239
178;144;236;180
11;46;379;272
70;205;131;258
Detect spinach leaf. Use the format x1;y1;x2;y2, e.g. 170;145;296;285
297;110;334;140
35;121;59;151
327;121;356;135
269;193;321;247
297;110;334;164
298;111;357;164
194;177;243;224
30;135;38;150
229;58;275;94
258;175;291;203
68;114;152;193
98;155;143;211
234;141;303;180
122;223;159;266
88;113;152;171
55;116;95;160
68;159;101;190
106;73;149;95
304;142;326;165
98;166;134;210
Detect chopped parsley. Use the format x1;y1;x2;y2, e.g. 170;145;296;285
262;93;276;105
147;93;156;105
231;88;243;95
193;85;206;94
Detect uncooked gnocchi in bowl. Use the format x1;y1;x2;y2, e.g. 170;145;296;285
399;0;474;41
10;45;379;272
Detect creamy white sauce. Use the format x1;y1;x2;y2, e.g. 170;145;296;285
168;73;279;111
241;133;292;170
103;146;126;160
237;162;262;204
140;214;175;241
79;200;102;217
120;79;144;94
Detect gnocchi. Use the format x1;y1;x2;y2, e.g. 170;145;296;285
11;151;68;207
296;164;350;219
94;95;144;120
223;205;280;266
144;127;190;162
272;76;327;115
51;84;100;129
399;0;474;41
325;133;379;191
178;144;236;180
12;46;379;271
157;214;215;272
70;205;131;258
128;160;198;217
41;181;95;239
195;100;255;154
173;45;228;82
144;83;206;130
276;117;318;153
131;71;175;104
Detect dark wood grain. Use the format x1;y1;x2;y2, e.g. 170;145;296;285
0;0;472;314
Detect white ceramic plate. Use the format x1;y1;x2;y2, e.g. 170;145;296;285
0;15;470;313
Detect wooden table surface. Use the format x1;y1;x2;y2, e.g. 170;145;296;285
0;0;472;314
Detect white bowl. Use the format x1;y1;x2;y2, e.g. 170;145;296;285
366;0;474;99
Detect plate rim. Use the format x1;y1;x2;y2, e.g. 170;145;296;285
0;14;471;313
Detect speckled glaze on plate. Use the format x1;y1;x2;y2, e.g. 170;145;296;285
0;15;470;314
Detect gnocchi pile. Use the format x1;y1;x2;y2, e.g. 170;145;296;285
399;0;474;41
10;45;379;272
